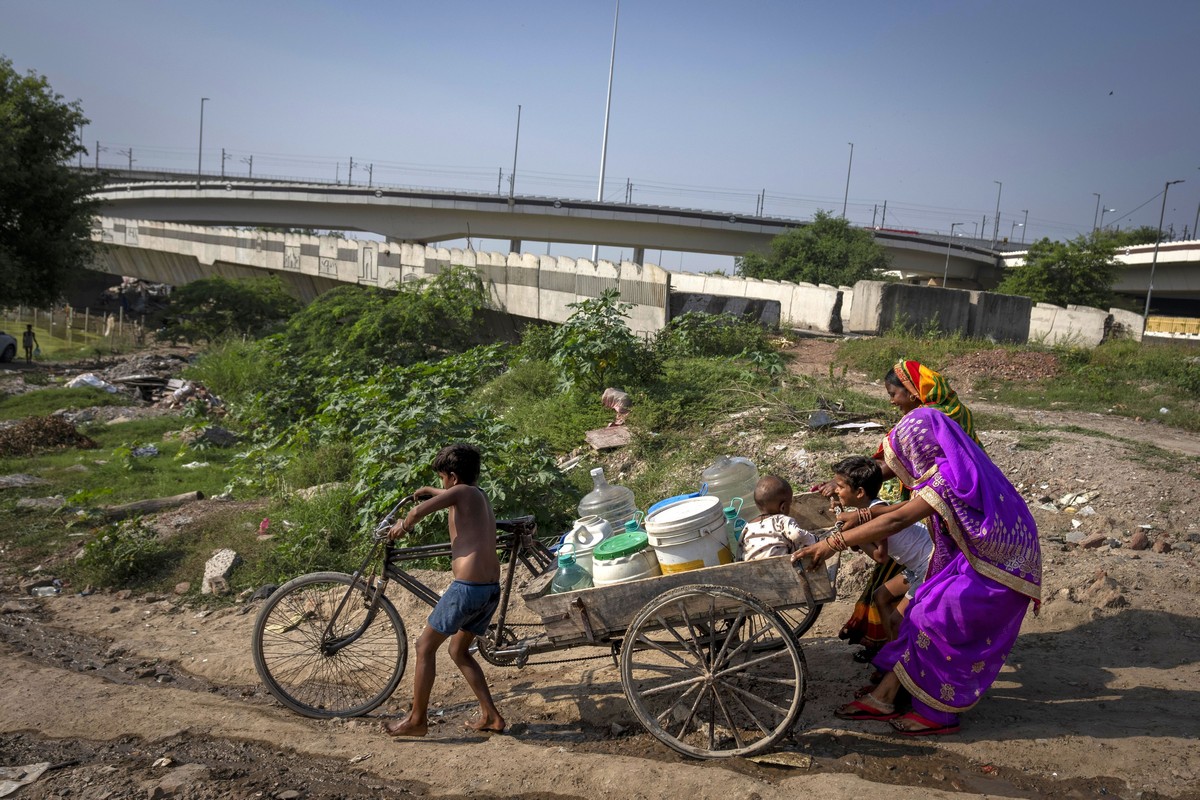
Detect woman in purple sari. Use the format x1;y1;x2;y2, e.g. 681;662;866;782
795;406;1041;735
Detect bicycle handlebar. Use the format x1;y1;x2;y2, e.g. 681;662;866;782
371;494;417;541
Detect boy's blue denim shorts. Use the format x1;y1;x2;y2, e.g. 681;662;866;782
428;580;501;636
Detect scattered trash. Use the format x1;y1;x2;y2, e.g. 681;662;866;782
259;518;271;536
807;410;835;429
151;757;173;768
831;421;884;432
30;586;59;597
65;373;120;393
1159;407;1169;415
348;754;373;764
981;764;998;775
1071;518;1083;529
0;762;51;797
180;461;210;469
747;751;813;769
131;444;159;458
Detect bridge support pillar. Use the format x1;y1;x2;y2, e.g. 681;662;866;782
633;247;645;265
509;238;522;254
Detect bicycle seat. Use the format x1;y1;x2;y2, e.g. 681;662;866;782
497;515;536;534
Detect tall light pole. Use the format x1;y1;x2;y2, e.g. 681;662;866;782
1144;179;1184;321
197;97;209;188
1021;209;1029;243
991;180;1002;247
943;222;964;286
842;142;854;219
508;104;521;205
1092;193;1102;232
1010;221;1024;240
592;0;620;262
1099;207;1116;231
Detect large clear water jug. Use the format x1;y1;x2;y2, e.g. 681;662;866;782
549;549;593;594
577;467;638;532
700;456;759;523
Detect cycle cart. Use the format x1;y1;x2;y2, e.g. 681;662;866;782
251;497;836;759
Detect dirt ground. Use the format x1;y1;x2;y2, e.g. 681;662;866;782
2;341;1199;800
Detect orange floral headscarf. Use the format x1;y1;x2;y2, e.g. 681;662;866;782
893;360;980;445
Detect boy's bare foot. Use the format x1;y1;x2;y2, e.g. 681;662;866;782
464;715;506;733
382;715;428;737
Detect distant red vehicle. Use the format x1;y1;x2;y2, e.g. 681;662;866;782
873;227;921;235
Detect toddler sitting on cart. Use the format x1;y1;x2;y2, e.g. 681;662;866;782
740;475;817;561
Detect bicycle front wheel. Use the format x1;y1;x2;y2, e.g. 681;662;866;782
252;571;407;718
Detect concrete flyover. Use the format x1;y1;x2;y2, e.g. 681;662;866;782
92;180;1001;286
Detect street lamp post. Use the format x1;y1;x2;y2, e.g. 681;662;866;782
1092;193;1102;232
991;181;1002;247
943;222;964;287
1021;209;1029;243
842;142;854;219
1144;180;1184;321
508;104;521;205
1010;221;1024;240
1099;207;1116;231
197;97;209;188
592;0;620;262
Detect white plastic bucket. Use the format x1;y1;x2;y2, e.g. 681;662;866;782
644;495;733;574
593;548;660;587
560;515;613;575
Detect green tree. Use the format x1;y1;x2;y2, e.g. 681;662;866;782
996;235;1119;308
1095;226;1161;247
736;210;890;285
0;56;103;306
167;275;301;343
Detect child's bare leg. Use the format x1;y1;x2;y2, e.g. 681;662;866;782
874;575;908;641
384;625;448;737
448;630;505;732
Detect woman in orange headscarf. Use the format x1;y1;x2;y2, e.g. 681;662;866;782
836;360;979;659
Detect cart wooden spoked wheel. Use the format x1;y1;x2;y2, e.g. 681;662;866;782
619;584;808;759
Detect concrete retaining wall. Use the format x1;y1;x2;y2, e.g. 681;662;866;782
669;271;842;332
1028;303;1110;346
847;281;970;336
967;291;1032;342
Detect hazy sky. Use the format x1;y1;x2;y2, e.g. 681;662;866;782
4;0;1199;269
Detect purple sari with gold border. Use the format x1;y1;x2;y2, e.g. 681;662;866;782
874;407;1041;724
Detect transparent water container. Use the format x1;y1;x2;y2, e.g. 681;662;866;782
549;548;593;594
700;456;759;523
577;467;638;533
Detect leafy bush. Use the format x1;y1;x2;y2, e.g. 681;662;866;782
251;485;366;582
549;289;659;392
73;520;173;588
653;312;772;360
166;275;301;343
279;265;489;376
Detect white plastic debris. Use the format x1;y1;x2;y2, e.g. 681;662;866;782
65;373;119;393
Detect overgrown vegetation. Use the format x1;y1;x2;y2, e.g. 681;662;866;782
165;275;301;343
6;260;1198;597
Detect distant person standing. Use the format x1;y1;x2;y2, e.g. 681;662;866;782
22;325;38;365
